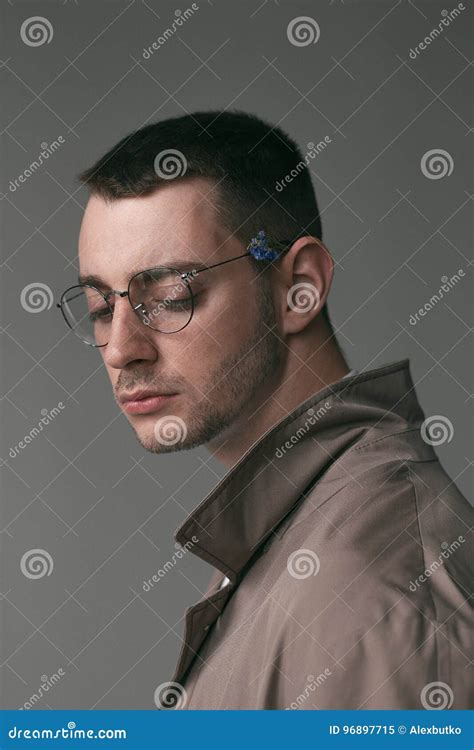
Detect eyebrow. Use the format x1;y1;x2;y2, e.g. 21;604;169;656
77;261;210;287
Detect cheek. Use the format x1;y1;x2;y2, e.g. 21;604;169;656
166;291;256;372
198;285;258;342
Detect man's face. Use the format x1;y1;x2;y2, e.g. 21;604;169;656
78;178;283;454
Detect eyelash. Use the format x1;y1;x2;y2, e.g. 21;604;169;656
163;298;193;311
89;293;200;323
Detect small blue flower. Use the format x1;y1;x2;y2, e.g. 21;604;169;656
247;230;281;261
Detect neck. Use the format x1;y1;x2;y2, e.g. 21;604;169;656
206;324;350;468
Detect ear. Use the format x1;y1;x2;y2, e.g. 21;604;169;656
275;237;334;335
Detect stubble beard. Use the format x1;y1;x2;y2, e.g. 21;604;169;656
135;283;282;454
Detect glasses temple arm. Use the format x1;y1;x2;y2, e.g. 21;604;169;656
182;251;252;278
185;240;293;279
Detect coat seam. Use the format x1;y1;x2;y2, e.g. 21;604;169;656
405;463;439;622
406;461;442;688
352;427;422;452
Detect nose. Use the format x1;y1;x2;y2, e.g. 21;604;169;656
103;295;158;369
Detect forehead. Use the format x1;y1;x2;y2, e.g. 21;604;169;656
78;178;228;282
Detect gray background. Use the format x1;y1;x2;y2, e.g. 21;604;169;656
1;0;472;709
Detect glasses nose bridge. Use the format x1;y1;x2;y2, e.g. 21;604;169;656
104;288;128;304
104;287;149;328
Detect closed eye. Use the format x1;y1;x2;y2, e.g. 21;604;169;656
89;308;113;323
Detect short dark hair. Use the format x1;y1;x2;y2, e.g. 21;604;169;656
78;109;332;326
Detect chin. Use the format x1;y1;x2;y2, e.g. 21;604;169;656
131;417;190;454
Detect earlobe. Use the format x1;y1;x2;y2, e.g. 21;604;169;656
282;285;323;335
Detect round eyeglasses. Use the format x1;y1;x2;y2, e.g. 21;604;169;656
57;236;293;347
57;250;261;347
57;267;198;347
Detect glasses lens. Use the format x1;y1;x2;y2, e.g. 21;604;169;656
61;285;111;346
129;269;193;333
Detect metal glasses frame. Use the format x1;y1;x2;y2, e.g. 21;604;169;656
57;244;290;347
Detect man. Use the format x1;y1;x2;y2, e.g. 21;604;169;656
58;110;472;709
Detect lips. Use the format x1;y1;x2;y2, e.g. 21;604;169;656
119;389;175;403
119;390;178;415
